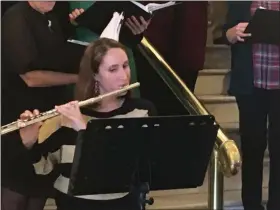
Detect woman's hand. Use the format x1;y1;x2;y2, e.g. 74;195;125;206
55;101;87;131
125;16;151;35
69;8;85;25
19;109;42;149
226;22;251;44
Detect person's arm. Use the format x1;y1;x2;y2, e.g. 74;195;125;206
33;100;87;160
32;101;86;175
32;127;79;162
1;110;42;165
1;131;35;164
223;2;251;45
2;11;78;87
31;126;81;176
20;71;77;88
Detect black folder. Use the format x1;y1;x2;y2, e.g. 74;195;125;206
245;8;280;45
75;1;179;36
30;42;86;74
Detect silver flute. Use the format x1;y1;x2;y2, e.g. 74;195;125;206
1;82;140;136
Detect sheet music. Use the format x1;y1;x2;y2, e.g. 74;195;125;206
130;1;176;13
100;12;124;41
146;1;176;13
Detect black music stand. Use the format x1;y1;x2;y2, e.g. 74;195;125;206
67;115;218;210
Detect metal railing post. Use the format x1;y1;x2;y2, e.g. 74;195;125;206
208;150;224;210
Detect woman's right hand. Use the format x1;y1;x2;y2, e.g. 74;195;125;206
55;101;87;131
226;22;251;44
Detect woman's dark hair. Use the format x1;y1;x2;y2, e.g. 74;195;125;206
74;38;128;102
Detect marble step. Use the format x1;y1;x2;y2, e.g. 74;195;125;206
44;165;269;210
195;69;230;95
204;45;231;69
198;95;238;125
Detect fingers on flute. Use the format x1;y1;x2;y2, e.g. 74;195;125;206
55;104;72;116
56;101;78;109
33;109;43;127
20;110;33;120
33;109;40;116
69;101;79;107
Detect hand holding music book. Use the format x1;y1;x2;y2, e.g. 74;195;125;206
245;8;280;45
74;1;179;35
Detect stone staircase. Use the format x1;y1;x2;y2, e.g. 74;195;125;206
44;45;269;210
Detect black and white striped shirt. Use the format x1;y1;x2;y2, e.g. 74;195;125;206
32;98;156;200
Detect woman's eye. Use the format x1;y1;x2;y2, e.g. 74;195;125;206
109;68;117;72
123;64;129;69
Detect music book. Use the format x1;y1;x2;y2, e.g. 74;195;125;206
245;8;280;45
99;11;124;41
75;1;179;35
67;10;124;45
130;1;178;17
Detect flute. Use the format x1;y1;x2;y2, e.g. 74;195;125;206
1;82;140;136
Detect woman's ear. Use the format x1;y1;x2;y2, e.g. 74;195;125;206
93;74;99;82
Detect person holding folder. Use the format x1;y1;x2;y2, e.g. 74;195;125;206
1;2;86;210
68;1;151;98
224;2;280;210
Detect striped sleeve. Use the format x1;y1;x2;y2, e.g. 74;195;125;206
32;116;79;175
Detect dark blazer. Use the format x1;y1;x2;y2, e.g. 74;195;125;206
223;1;254;96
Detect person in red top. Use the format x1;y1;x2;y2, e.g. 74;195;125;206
143;1;208;92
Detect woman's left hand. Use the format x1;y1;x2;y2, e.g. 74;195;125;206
125;16;151;35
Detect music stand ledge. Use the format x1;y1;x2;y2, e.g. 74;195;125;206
67;115;218;210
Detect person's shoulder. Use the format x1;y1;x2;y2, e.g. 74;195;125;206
3;2;26;17
127;98;157;116
2;2;27;24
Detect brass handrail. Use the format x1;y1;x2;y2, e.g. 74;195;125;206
138;37;241;177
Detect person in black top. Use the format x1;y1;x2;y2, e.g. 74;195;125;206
1;2;87;209
19;38;156;210
1;109;45;210
0;2;80;210
1;2;150;209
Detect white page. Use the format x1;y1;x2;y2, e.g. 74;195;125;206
130;1;176;14
146;1;176;13
130;1;148;12
67;39;90;46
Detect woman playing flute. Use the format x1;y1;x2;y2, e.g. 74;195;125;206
19;37;156;210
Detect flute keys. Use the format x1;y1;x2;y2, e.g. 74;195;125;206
17;120;26;128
